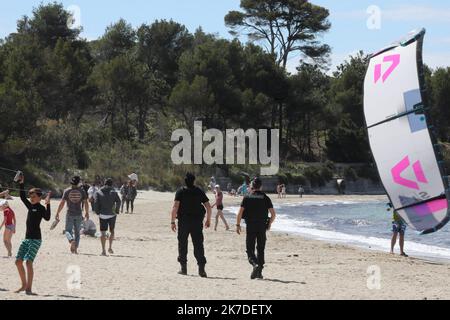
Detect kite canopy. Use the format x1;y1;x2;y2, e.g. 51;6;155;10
363;29;450;234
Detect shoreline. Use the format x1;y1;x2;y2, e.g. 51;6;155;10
1;191;449;300
226;194;450;264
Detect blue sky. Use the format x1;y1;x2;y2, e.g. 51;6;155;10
1;1;449;73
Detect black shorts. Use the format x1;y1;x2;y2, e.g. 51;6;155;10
99;216;117;232
217;205;224;211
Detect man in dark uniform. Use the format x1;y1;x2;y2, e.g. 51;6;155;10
236;177;277;280
171;173;212;278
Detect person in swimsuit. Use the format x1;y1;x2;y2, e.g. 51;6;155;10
212;185;229;231
15;174;51;295
281;184;287;198
0;200;16;257
391;210;408;257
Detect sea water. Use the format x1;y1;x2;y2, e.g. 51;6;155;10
226;200;450;261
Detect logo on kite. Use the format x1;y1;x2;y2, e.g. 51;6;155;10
374;54;401;83
392;156;428;190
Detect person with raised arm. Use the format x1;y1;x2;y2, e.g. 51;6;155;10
15;173;51;295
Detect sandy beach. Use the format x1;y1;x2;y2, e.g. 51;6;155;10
0;191;449;300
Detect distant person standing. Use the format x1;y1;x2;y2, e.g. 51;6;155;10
277;184;282;199
81;180;90;212
240;182;249;197
55;176;89;254
209;177;216;193
298;186;305;198
281;184;287;198
171;173;212;278
119;182;129;214
391;210;408;257
212;185;229;231
87;182;100;211
0;200;16;257
94;178;121;256
236;177;277;280
125;181;137;214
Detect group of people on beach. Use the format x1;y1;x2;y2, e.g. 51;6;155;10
277;184;286;199
0;168;410;295
55;175;127;257
0;172;135;295
171;173;277;280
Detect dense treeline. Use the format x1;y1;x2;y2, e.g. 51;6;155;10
0;2;448;190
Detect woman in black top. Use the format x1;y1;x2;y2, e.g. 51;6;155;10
15;174;51;295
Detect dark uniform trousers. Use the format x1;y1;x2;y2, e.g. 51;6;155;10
246;224;267;267
178;218;207;266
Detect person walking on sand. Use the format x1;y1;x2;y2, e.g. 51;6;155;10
0;200;16;257
94;178;121;256
212;185;229;231
55;176;89;254
125;180;137;214
119;182;128;214
171;173;212;278
15;174;51;295
236;177;277;280
391;210;408;257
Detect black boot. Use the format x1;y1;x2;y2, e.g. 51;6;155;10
199;265;208;278
178;264;187;276
250;264;259;280
256;266;264;280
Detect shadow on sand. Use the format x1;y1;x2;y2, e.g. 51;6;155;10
186;275;238;281
74;253;144;259
30;293;86;300
261;278;305;285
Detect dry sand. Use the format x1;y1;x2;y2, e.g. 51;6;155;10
0;191;449;300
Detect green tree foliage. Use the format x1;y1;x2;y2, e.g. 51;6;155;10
225;0;331;69
326;53;372;163
0;2;448;190
429;67;450;141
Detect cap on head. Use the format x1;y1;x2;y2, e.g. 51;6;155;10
71;176;81;186
0;200;9;209
215;185;220;189
251;177;262;190
105;178;113;186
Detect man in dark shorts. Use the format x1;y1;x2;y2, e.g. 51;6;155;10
55;176;89;254
171;173;212;278
236;177;277;280
93;178;121;256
